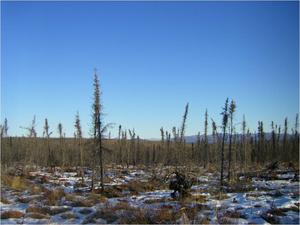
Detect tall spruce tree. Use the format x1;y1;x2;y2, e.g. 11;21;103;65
91;70;104;191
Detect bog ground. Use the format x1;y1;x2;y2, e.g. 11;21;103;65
1;163;299;224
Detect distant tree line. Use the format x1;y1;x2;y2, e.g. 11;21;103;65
1;71;299;190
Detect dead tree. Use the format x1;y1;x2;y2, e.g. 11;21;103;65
227;100;236;181
128;129;136;166
211;119;218;164
242;115;247;170
283;117;288;161
293;114;299;160
179;103;189;164
20;116;37;138
1;118;8;138
43;118;53;169
180;103;189;144
196;131;201;164
118;125;122;164
136;135;141;165
57;122;64;166
74;112;83;181
20;116;37;165
220;98;229;187
203;109;208;168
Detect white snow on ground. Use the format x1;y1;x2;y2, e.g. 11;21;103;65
277;172;296;180
1;166;299;224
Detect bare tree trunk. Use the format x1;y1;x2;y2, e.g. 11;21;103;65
220;129;226;187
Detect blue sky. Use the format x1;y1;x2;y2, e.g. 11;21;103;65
1;1;299;138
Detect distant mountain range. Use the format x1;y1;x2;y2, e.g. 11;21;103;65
185;133;295;143
148;133;295;143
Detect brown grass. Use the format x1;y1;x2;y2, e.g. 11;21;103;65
29;185;44;194
113;201;133;210
223;210;243;218
1;211;24;219
71;199;94;207
65;193;101;207
60;212;78;219
120;180;156;194
153;208;175;223
25;212;50;219
196;217;210;224
84;201;140;224
1;175;29;191
44;188;65;205
1;196;11;204
99;186;123;198
215;192;229;200
118;209;152;224
184;193;207;203
48;206;72;215
87;193;107;204
65;193;77;202
26;205;72;216
26;206;51;215
144;197;172;204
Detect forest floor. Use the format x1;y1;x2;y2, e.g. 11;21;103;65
0;163;299;224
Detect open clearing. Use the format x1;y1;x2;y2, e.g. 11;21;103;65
1;163;299;224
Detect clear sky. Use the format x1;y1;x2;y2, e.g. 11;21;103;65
1;1;299;138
